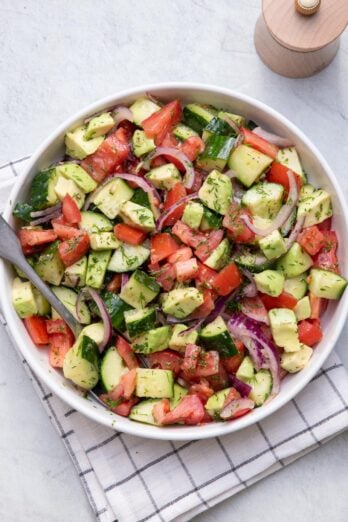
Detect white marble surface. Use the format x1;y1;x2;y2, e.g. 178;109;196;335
0;1;347;521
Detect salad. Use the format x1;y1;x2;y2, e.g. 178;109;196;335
11;96;347;426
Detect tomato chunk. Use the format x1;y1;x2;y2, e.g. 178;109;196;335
241;127;278;159
116;336;139;369
58;233;90;267
175;258;198;282
111;398;139;417
267;163;302;196
52;222;81;240
181;344;201;373
154;262;176;291
168;247;193;264
148;350;183;376
259;291;297;310
223;202;255;243
107;274;122;293
212;263;242;296
172;220;205;249
153;399;171;424
189;380;214;404
298;319;323;346
298;226;325;256
48;331;75;368
142;100;182;145
195;230;224;262
62;194;81;224
189;288;215;319
195;262;218;290
150;233;179;264
161;395;205;425
46;319;71;335
313;230;339;273
180;136;205;162
24;316;48;345
163;183;187;226
19;229;57;248
195;350;220;377
309;293;328;319
114;224;147;246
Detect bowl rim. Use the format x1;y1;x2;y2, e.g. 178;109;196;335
1;81;347;441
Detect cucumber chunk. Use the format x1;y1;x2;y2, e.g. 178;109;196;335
30;168;59;210
51;286;91;324
100;346;128;392
132;326;172;354
309;268;347;299
124;307;157;338
108;244;150;273
119;269;160;308
277;242;313;278
228;144;273;188
35;241;65;286
80;211;113;235
63;335;100;390
197;135;235;171
86;250;112;289
199;316;238;357
136;368;174;398
198;169;233;215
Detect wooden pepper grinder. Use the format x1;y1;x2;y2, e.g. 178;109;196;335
254;0;348;78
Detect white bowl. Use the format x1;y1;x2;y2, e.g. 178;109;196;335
1;83;347;441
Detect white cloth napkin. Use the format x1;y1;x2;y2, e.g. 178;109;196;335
1;156;348;522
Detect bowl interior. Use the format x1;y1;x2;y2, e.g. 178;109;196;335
1;84;347;440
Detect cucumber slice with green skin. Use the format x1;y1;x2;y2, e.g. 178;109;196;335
136;368;174;398
89;291;133;331
283;274;308;300
13;202;34;223
228;144;273;188
124;307;157;338
30;168;59;210
199;316;239;357
108;244;150;273
63;335;100;390
277;242;313;278
162;287;204;319
77;322;105;345
35;241;65;286
202;116;237;141
80;211;113;235
63;256;87;288
100;346;128;392
234;248;273;273
200;206;222;231
131;188;151;210
119;269;160;308
85;250;112;289
183;104;216;133
218;111;246;128
169;324;198;351
51;286;91;324
182;201;204;230
173;123;198;141
129;399;161;425
170;383;188;408
309;268;347;299
197;135;236;171
132;326;172;354
254;270;285;297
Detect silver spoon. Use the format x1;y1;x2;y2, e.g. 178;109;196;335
0;214;82;336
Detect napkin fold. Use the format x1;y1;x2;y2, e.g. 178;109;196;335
1;156;347;522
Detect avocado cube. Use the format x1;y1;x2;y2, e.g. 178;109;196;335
54;176;85;209
63;335;100;390
136;368;174;398
204;238;230;270
89;232;120;251
254;270;285;297
132;326;172;354
32;287;51;316
294;296;311;321
85;112;114;139
269;308;300;352
132;130;155;157
119;201;155;232
198;169;233;215
169;324;199;352
55;163;97;193
162;287;204;319
65;125;104;160
281;343;313;373
259;230;287;260
228;144;273;188
120;270;160;309
182;201;204;230
35;241;65;286
130;98;161;127
277;147;305;180
297;188;332;228
12;278;38;318
94;178;134;219
277;242;313;278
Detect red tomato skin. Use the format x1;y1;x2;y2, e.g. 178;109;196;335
181;344;201;373
168;247;193;264
24;316;48;345
163;183;187;226
223;203;255;243
114;224;147;246
58;233;90;267
212;263;242;296
150;233;179;264
46;319;71;335
19;229;57;248
175;258;198;282
52;222;81;240
189;380;214;404
180;136;205;162
309;293;328;319
313;230;339;273
48;330;75;368
116;336;139;369
161;395;205;425
62;194;81;224
259;291;298;310
298;319;323;346
241;127;278;159
154;263;176;291
112;398;139;417
142;100;182;145
267;163;302;197
107;274;122;293
195;262;218;290
298;226;325;256
153;399;171;424
195;230;224;262
317;217;332;231
189;288;215;319
222;341;245;374
206;362;230;391
172;220;205;249
195;350;220;378
148;350;183;376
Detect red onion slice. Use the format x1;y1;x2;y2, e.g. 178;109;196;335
145;147;195;189
30;203;62;218
241;337;266;371
76;287;112;353
241;170;298;237
156;193;199;232
219;114;241;135
178;317;205;336
228;374;252;397
220;398;254;420
240;268;257;298
30;208;62;226
252;127;293;148
121;273;129;289
111;106;134;128
285;215;305;250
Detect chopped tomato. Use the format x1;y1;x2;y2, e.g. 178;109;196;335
142;100;182;145
181;344;201;373
313;230;339;273
116;336;139;369
46;319;71;335
58;233;90;267
240;296;269;324
168;247;193;264
317;217;332;231
148;350;183;376
309;293;328;319
241;127;278;159
222;387;241;408
107;274;122;293
206;362;230;391
163;183;187;226
298;226;325;256
161;395;205;425
267;163;302;197
175;258;198;282
154;262;176;291
223;202;255;243
195;350;220;377
195;262;218;290
81;127;130;183
195;229;224;261
180;136;205;162
150;233;179;264
19;228;57;248
24;316;48;345
222;353;245;374
189;288;215;319
52;222;81;240
153;399;171;424
298;319;323;346
62;194;81;224
259;291;297;310
48;330;75;368
114;223;147;246
212;262;242;296
189;380;214;404
160;132;183;170
172;220;205;249
121;369;137;400
111;398;139;417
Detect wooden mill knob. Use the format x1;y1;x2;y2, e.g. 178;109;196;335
254;0;348;78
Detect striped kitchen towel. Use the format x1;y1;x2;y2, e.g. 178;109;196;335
1;156;347;522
